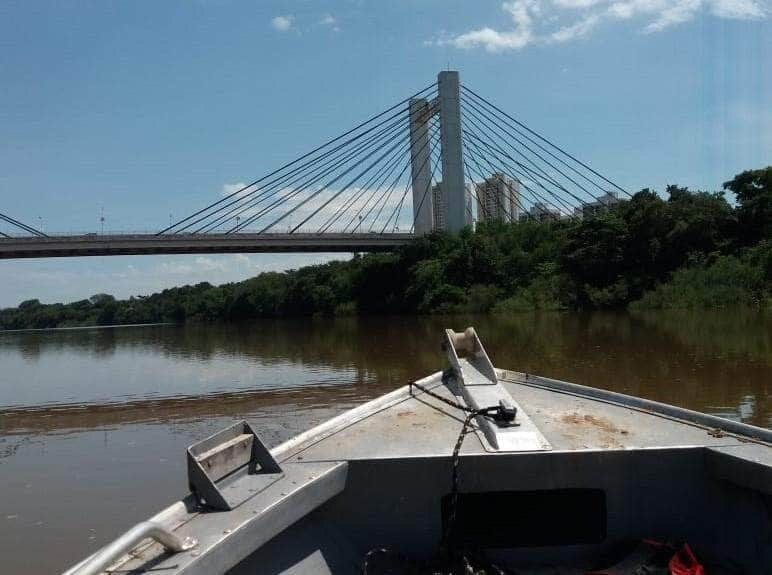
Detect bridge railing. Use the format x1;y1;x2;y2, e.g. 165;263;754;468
0;229;416;239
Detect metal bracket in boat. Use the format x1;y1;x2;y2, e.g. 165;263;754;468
444;327;551;452
187;420;283;511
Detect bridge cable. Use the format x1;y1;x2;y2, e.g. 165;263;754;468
460;99;593;208
316;126;416;233
459;112;545;222
463;132;571;221
461;86;630;198
221;88;437;234
370;132;436;234
0;212;47;237
159;82;437;234
377;128;441;234
282;125;413;234
402;142;442;234
461;132;541;222
360;121;440;233
194;107;416;233
462;154;520;223
463;129;580;218
353;154;412;234
196;110;412;233
342;144;413;233
462;134;553;221
461;98;598;206
264;122;413;233
384;122;442;233
460;121;538;223
408;145;443;233
228;113;413;233
202;115;412;234
462;158;495;222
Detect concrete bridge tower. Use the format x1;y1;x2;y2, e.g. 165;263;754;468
409;71;466;235
409;98;434;235
437;71;465;233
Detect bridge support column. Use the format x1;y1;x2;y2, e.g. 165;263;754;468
409;98;434;235
438;71;466;233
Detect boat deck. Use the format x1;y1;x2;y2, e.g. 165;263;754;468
279;371;756;464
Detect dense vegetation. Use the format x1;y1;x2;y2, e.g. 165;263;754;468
2;167;770;330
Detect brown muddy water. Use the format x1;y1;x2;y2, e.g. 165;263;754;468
0;312;770;574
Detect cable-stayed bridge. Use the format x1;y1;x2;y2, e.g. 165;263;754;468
0;71;629;260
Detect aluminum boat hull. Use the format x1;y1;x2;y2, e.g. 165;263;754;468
64;332;772;575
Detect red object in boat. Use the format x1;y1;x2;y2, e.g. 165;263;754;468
669;543;705;575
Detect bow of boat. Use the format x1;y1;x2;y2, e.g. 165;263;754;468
64;328;772;575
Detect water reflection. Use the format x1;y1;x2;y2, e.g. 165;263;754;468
1;312;770;429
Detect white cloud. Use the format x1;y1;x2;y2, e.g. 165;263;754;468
549;12;601;41
432;0;767;51
220;182;255;198
317;14;341;33
450;1;538;52
271;15;294;32
709;0;767;18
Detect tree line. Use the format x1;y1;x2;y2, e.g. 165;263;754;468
1;167;770;330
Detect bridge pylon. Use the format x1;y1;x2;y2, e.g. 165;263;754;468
409;71;466;234
409;98;434;235
437;71;465;233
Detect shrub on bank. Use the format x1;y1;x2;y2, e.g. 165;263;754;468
631;254;767;310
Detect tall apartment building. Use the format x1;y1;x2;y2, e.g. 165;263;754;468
432;183;445;231
582;191;622;218
521;202;561;221
475;173;520;223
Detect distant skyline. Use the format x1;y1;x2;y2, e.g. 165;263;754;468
1;0;769;306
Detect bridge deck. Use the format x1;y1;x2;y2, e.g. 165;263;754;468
0;233;414;259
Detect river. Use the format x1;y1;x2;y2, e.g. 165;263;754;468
0;311;769;574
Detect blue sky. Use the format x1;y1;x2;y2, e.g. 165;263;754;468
1;0;770;307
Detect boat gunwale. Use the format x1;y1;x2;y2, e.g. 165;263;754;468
508;371;772;446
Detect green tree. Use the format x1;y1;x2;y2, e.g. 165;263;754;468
723;167;772;245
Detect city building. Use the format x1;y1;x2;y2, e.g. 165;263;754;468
524;202;561;221
475;173;520;223
582;191;622;218
464;183;474;227
432;183;445;231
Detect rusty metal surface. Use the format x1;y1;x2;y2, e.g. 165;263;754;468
499;379;750;451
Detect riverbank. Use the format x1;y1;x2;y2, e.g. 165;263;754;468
1;168;770;330
0;322;173;334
